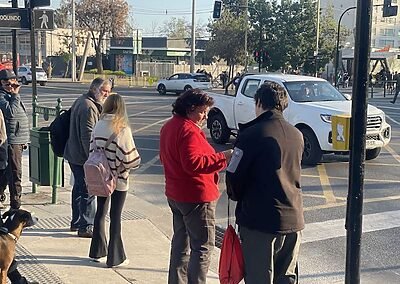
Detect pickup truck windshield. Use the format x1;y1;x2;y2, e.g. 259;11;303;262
283;81;347;103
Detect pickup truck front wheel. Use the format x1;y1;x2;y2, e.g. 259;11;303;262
300;128;322;165
366;147;381;160
209;114;230;144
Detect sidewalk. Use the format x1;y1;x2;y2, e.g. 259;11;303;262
11;152;220;284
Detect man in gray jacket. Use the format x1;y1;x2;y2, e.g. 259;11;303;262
0;69;29;209
64;78;111;238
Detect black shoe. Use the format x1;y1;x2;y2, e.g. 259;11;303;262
78;226;93;238
391;100;395;104
70;226;79;232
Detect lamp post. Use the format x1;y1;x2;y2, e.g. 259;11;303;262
315;0;321;77
244;0;248;72
190;0;196;73
334;6;356;87
71;0;76;82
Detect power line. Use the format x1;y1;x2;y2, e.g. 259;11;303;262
133;10;212;16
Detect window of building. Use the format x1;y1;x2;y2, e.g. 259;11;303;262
380;28;395;36
379;40;395;47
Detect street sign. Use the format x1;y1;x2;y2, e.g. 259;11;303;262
32;0;51;8
0;8;30;30
34;9;54;30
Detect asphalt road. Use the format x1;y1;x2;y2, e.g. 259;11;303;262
19;82;400;283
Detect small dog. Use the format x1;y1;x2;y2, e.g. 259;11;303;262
0;209;38;284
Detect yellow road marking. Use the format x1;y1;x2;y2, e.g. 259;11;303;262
384;145;400;163
302;174;400;183
330;161;400;167
303;193;346;201
317;165;336;203
304;194;400;211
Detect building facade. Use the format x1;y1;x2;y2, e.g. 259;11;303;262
321;0;400;49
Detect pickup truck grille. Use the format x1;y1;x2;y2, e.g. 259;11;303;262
367;116;382;130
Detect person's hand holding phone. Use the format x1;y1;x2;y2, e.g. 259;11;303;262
222;149;234;163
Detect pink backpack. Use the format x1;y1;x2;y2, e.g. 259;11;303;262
84;132;118;197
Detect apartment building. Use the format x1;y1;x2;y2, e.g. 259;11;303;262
321;0;400;49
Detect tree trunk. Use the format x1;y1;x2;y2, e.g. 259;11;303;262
64;60;70;78
96;48;103;74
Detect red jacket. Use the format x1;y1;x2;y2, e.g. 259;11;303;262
160;115;227;203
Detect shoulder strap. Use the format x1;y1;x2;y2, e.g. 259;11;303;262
104;132;118;149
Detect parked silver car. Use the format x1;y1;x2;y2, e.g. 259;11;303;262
17;66;48;86
156;73;211;95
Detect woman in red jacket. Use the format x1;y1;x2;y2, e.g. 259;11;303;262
160;89;233;284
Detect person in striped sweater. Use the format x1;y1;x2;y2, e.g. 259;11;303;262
88;93;140;268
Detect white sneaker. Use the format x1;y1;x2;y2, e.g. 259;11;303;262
90;256;107;263
111;259;129;268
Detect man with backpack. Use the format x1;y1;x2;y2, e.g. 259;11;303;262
64;78;112;238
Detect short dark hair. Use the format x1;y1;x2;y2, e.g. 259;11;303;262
172;89;214;117
254;82;288;112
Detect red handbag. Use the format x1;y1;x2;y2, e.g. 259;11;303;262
219;200;244;284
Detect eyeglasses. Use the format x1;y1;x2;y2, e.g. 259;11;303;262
4;82;20;88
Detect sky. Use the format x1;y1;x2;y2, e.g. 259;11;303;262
128;0;216;36
43;0;216;36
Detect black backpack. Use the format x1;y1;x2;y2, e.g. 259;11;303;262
49;108;71;157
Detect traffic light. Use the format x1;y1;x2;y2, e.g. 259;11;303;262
262;50;270;63
253;50;260;63
213;1;222;19
383;0;398;17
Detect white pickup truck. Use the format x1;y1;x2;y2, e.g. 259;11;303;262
206;73;391;165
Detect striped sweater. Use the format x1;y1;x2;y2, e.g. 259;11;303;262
89;115;141;191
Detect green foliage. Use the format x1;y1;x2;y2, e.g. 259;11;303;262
207;0;349;74
206;10;247;66
88;69;127;76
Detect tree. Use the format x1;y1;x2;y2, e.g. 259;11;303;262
74;0;129;74
159;17;207;39
207;10;247;77
55;0;71;28
245;0;316;72
55;30;86;77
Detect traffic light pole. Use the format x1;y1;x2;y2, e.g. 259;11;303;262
11;0;18;74
345;0;372;283
27;0;38;128
334;6;356;88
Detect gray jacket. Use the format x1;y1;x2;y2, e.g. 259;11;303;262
0;88;29;145
0;110;7;170
64;93;102;165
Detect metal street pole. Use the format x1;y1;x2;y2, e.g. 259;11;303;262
71;0;77;82
315;0;321;77
190;0;196;73
27;0;38;128
345;0;372;283
244;0;248;72
258;15;262;73
335;7;356;88
11;0;18;74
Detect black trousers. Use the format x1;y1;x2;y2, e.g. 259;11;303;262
0;144;23;209
89;190;127;267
